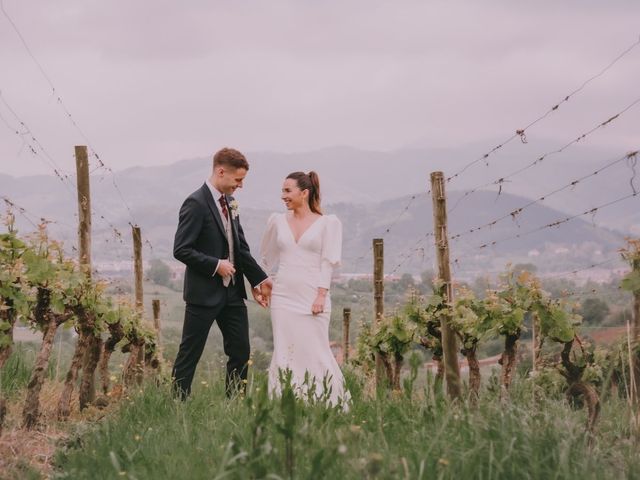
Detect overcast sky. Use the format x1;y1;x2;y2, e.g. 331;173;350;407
1;0;639;178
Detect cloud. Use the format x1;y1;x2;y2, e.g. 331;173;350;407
1;0;639;177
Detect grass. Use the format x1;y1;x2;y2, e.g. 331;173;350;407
0;337;84;398
52;367;640;480
1;343;39;397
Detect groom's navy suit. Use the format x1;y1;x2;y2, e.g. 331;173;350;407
172;183;267;398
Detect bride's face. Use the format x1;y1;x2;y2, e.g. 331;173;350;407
281;178;308;210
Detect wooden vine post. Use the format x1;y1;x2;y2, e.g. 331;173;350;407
634;252;640;407
430;171;462;400
621;239;640;406
152;298;163;366
342;307;351;364
76;145;101;410
76;145;92;278
632;249;640;344
373;238;386;387
131;225;145;385
532;313;540;373
58;146;97;418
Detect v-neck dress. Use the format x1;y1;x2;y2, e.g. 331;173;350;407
260;212;349;406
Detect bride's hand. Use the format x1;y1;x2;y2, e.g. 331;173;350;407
252;288;268;308
311;289;327;315
260;278;273;306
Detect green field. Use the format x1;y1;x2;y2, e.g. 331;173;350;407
51;367;640;480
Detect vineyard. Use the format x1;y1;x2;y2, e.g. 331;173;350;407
3;4;640;478
1;202;640;478
0;217;160;436
3;148;640;478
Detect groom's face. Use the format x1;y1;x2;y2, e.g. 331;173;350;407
216;166;247;194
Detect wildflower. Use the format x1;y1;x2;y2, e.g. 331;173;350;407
134;435;141;441
338;445;347;454
438;458;450;466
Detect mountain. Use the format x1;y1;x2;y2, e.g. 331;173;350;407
2;144;636;276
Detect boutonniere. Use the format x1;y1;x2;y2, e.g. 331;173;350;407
229;199;239;219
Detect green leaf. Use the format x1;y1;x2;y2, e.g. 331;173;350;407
0;333;12;347
621;270;640;292
546;308;575;343
50;295;66;315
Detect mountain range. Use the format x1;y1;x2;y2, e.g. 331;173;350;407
2;143;637;276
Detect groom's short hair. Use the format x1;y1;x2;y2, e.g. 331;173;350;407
213;148;249;170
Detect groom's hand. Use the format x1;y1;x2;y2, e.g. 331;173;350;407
217;260;236;277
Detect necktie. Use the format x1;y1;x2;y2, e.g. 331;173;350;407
219;195;229;220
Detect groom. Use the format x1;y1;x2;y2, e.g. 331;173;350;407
172;147;272;399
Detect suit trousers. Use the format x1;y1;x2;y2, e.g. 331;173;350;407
172;280;249;399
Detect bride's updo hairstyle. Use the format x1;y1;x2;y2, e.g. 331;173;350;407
286;171;322;214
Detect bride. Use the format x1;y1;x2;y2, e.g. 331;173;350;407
260;171;349;407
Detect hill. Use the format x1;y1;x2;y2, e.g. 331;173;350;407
2;145;635;275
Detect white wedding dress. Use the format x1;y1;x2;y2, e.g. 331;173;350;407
260;212;349;407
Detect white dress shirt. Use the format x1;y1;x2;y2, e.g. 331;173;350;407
205;179;267;290
205;179;231;279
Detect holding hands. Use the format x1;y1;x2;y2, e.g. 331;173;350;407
252;277;273;308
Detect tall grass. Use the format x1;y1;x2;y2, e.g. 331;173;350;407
1;338;75;399
1;343;38;397
53;367;640;480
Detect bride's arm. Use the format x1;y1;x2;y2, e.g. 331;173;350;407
318;215;343;289
260;213;280;275
313;216;342;314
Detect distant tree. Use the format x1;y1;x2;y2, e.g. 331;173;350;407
512;263;537;274
579;297;610;325
471;275;492;296
148;258;172;287
347;278;373;293
398;273;415;291
420;270;435;288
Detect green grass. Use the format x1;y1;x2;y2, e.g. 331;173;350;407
0;336;83;399
1;343;39;397
52;368;640;480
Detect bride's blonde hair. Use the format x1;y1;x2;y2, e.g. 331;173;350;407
286;171;322;214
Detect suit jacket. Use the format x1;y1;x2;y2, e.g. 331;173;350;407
173;183;268;307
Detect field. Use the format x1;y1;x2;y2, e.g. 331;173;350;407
53;368;640;480
2;228;639;479
2;339;640;479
